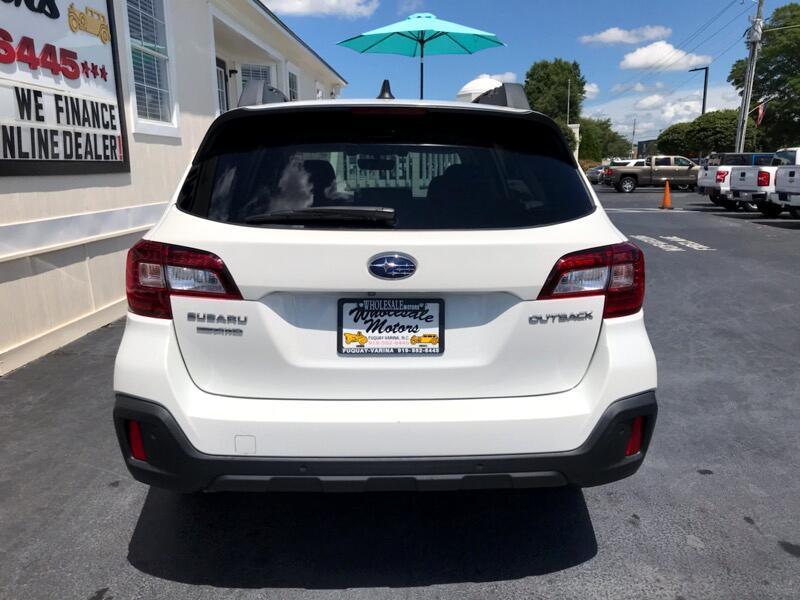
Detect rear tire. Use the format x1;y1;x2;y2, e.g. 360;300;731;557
709;193;723;206
618;177;637;193
757;202;783;218
720;199;738;211
789;207;800;219
676;183;691;191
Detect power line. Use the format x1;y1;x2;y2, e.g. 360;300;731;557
603;0;740;100
604;1;751;103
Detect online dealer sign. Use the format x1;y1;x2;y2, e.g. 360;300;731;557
0;0;129;175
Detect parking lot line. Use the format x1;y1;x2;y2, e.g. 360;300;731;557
659;235;716;251
629;235;685;252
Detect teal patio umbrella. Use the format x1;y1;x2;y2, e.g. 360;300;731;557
338;13;504;99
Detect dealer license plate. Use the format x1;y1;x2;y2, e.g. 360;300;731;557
338;298;444;356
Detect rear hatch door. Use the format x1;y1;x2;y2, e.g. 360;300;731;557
162;104;621;400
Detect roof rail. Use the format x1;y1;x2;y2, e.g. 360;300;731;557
238;81;288;108
472;83;531;110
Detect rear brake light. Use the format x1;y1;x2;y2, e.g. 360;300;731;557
625;416;644;456
757;170;770;187
127;420;147;461
537;242;645;318
716;170;729;183
126;240;242;319
606;168;613;176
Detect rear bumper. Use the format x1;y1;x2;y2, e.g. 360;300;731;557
114;391;657;492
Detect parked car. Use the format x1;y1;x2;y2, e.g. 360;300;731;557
767;149;800;218
697;152;773;210
586;165;605;184
607;155;699;193
730;148;800;217
113;97;657;493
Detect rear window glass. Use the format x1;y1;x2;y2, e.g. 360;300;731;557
772;150;797;166
179;108;594;230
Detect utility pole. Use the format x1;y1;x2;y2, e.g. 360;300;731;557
566;78;571;124
631;117;637;158
689;66;709;115
735;0;764;152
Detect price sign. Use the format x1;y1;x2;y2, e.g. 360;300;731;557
0;0;129;175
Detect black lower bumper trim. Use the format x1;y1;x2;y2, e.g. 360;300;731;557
113;391;657;492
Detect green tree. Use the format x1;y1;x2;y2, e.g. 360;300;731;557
684;109;755;154
656;122;692;155
578;117;631;161
524;59;586;123
557;120;577;152
728;3;800;149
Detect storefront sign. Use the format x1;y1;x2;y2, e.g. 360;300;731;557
0;0;129;175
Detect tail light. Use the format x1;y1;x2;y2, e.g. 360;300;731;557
606;168;613;176
716;170;729;183
537;242;645;318
126;240;242;319
757;170;770;187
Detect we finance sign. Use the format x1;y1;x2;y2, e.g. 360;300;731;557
0;0;129;175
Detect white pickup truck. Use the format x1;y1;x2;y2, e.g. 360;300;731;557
697;152;773;210
769;149;800;218
730;148;800;217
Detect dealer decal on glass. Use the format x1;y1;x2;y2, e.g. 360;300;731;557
338;298;444;356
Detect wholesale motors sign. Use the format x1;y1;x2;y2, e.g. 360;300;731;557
0;0;129;175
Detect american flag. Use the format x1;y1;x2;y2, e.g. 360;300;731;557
756;101;768;128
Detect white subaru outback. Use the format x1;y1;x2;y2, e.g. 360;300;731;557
113;96;657;492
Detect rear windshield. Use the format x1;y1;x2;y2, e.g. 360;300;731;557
717;153;774;166
772;150;797;166
178;108;594;230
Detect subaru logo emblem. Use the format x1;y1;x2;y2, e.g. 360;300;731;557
368;253;417;280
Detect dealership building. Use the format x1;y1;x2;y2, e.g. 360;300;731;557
0;0;346;374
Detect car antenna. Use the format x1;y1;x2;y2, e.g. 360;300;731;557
377;80;395;99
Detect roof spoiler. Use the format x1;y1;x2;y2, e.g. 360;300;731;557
238;81;288;107
472;83;531;110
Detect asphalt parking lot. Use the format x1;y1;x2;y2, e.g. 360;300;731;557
1;187;799;599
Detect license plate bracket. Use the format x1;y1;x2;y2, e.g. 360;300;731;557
337;298;444;356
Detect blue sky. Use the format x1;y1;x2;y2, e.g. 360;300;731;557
268;0;786;140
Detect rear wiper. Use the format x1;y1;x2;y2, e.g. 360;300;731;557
245;206;396;225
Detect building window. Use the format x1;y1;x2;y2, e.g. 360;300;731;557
288;72;298;100
127;0;172;122
216;58;229;113
241;64;271;91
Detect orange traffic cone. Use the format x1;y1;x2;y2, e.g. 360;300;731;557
660;180;673;210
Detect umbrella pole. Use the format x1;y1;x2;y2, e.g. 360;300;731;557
419;42;424;99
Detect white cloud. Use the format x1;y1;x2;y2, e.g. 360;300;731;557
397;0;423;14
476;71;517;83
267;0;379;18
635;94;665;109
620;41;711;71
580;25;671;45
584;82;600;100
584;83;740;140
662;99;702;120
612;82;665;93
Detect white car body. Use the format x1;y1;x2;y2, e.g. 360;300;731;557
113;99;658;492
769;149;800;208
697;166;730;197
